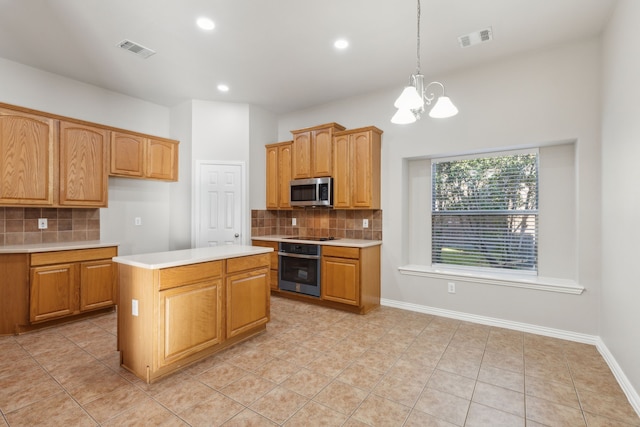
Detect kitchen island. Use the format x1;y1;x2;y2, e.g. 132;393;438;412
114;245;272;383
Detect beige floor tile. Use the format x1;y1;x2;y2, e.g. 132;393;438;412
313;380;369;415
281;367;333;398
427;369;476;400
5;392;96;427
404;408;459;426
197;361;249;390
578;388;640;425
525;395;587;426
436;346;483;380
228;347;270;371
465;402;525;427
337;360;385;390
220;373;277;406
352;394;411;425
81;383;150;424
414;387;471;426
477;365;524;393
472;382;524;417
178;391;244;426
0;375;63;413
583;411;640;427
304;352;352;378
250;386;308;424
62;368;130;404
153;378;218;414
357;348;400;372
251;358;299;384
277;344;321;368
481;350;524;374
100;398;185;427
372;371;426;407
284;401;347;426
525;374;580;409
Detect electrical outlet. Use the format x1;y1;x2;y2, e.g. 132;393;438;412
292;217;297;226
448;282;456;294
132;299;139;316
134;217;142;226
38;218;48;229
363;219;369;228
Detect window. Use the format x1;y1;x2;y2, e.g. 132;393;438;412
431;150;538;273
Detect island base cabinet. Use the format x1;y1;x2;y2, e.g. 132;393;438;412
227;267;270;338
158;280;222;368
117;253;271;383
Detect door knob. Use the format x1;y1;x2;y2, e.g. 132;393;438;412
235;233;239;238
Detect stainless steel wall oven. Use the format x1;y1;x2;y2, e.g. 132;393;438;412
278;242;321;297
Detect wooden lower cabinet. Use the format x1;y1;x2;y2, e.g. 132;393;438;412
0;246;118;335
158;279;222;368
29;248;117;323
227;267;269;338
322;248;360;306
117;253;270;383
30;263;76;322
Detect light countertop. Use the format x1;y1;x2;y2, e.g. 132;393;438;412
0;240;118;254
251;235;382;248
113;245;273;270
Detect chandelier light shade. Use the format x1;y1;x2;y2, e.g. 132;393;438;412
391;0;458;124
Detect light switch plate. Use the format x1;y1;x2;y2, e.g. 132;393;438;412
363;219;369;228
38;218;48;229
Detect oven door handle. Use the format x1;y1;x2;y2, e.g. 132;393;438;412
278;252;320;260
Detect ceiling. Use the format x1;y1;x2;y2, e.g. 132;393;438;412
0;0;617;114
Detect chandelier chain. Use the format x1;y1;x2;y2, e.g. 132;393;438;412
416;0;421;75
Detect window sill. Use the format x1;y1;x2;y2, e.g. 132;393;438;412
398;264;585;295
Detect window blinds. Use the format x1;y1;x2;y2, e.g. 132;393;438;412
431;151;538;272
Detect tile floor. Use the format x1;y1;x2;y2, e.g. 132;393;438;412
1;296;639;426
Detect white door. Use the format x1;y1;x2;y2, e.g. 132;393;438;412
194;162;245;247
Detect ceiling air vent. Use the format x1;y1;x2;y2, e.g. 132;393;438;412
117;39;156;59
458;27;493;48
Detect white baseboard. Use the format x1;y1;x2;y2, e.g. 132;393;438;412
380;298;640;416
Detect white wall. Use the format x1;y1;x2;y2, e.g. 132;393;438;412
249;105;278;211
0;57;175;256
601;0;640;396
277;39;602;335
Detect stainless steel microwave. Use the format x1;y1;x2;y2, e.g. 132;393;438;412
290;177;333;207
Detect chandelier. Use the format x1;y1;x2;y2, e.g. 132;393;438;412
391;0;458;124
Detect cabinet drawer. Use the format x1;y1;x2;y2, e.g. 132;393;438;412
159;260;223;290
322;246;359;259
226;253;270;274
30;247;118;266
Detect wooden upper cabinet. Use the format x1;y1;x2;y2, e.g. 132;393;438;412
265;141;292;210
332;133;351;209
146;138;178;181
110;132;144;177
111;132;179;181
333;127;382;209
0;108;56;205
59;122;109;207
291;123;345;179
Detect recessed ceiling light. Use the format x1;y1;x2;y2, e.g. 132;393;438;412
217;84;229;92
197;17;215;30
334;39;349;49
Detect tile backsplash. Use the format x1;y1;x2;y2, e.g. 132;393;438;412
0;207;100;246
252;209;382;240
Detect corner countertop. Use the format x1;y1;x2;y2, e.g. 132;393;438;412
251;235;382;248
0;240;119;254
113;245;273;270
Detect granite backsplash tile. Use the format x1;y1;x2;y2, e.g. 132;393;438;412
0;207;100;246
251;209;382;240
